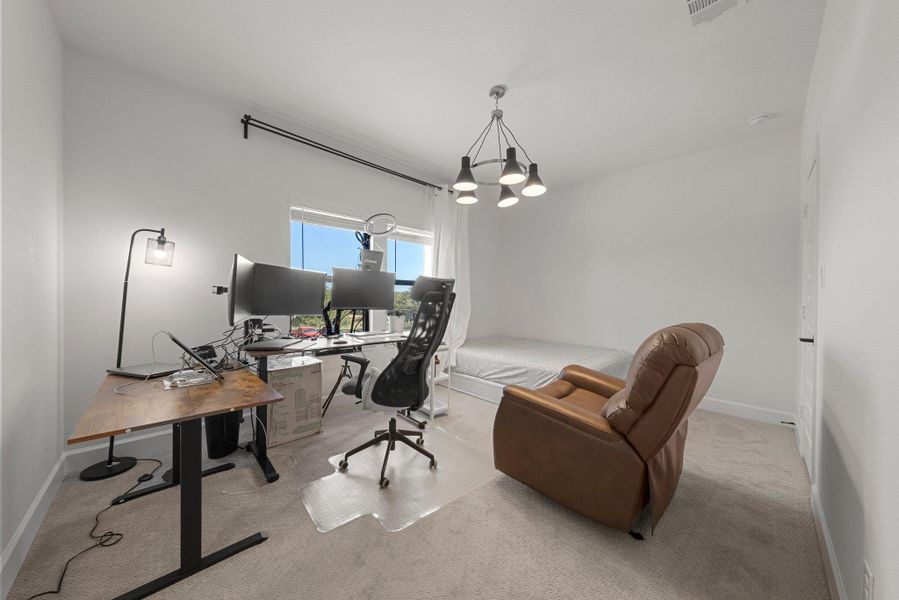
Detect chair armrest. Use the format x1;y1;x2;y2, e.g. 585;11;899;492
340;354;369;367
340;354;370;398
560;365;625;398
502;385;621;441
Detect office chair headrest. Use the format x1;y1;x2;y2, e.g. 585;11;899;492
410;276;455;301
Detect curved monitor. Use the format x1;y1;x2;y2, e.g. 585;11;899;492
228;254;326;325
229;254;255;326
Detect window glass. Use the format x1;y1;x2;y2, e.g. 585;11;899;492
290;222;363;336
386;239;428;328
289;212;432;334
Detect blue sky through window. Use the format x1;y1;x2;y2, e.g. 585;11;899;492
290;222;426;282
388;239;425;283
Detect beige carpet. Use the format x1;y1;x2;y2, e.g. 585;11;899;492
9;390;830;600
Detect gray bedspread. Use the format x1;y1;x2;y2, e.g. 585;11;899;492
454;336;633;390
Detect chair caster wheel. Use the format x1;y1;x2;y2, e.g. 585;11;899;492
416;438;425;446
429;460;437;469
418;422;426;430
379;477;389;488
338;460;348;471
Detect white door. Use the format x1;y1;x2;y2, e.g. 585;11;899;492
798;158;819;478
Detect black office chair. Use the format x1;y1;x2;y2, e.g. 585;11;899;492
337;276;455;488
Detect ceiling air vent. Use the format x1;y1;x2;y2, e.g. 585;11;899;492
687;0;739;26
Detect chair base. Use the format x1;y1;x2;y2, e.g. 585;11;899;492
339;417;436;488
397;408;428;430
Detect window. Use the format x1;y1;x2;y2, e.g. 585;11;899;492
386;239;428;328
289;207;432;334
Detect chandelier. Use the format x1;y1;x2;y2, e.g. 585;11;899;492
453;85;546;207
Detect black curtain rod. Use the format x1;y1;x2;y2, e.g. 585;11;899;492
241;114;443;190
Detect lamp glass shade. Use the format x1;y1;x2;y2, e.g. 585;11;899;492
522;163;547;197
453;156;478;191
497;185;519;208
145;238;175;266
498;147;526;185
456;190;479;205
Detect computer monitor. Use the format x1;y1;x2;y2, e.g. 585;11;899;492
330;268;395;310
228;254;326;325
229;254;255;325
359;249;384;271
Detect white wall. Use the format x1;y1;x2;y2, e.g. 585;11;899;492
62;48;440;437
467;206;502;337
801;1;899;598
1;0;64;593
486;130;801;420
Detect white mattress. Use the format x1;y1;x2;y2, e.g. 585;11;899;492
454;336;633;390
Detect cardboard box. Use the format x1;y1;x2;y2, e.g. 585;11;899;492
266;355;322;447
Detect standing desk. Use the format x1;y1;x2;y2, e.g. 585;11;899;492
67;370;282;600
245;332;450;429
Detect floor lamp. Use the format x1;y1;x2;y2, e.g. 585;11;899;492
80;227;177;481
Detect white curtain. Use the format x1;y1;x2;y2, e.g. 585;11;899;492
428;186;471;366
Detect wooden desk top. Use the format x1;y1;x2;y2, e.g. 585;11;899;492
68;370;283;445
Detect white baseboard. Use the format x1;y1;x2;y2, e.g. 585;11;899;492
1;429;178;598
448;374;795;427
811;484;847;600
1;454;66;599
699;396;795;426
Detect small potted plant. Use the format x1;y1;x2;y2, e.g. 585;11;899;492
386;310;407;333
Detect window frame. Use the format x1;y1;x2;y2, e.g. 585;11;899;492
290;206;433;332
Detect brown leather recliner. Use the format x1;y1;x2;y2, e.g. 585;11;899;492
493;323;724;534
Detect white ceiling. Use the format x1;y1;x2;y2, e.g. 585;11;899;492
49;0;825;187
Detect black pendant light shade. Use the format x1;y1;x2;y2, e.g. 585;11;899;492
456;189;479;205
522;163;546;197
453;156;478;191
497;185;519;208
498;147;526;185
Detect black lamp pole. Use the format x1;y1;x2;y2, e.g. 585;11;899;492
115;228;163;368
80;227;167;482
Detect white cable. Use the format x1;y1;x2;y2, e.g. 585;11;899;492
219;451;297;495
113;330;170;394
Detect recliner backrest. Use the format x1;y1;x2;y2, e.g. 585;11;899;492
370;277;455;409
604;323;724;461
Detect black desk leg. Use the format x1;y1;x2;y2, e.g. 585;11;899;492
246;356;280;483
322;362;351;418
111;422;235;506
113;418;266;600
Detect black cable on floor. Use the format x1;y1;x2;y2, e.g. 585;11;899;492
25;458;163;599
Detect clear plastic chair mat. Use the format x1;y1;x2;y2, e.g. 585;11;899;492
298;426;498;532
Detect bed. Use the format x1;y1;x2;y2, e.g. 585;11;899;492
447;336;633;404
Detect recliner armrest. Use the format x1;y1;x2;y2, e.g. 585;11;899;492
501;385;621;442
560;365;626;398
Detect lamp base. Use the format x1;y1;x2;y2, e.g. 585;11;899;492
107;362;180;379
79;456;137;481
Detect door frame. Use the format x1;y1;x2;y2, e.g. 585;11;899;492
798;144;822;483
